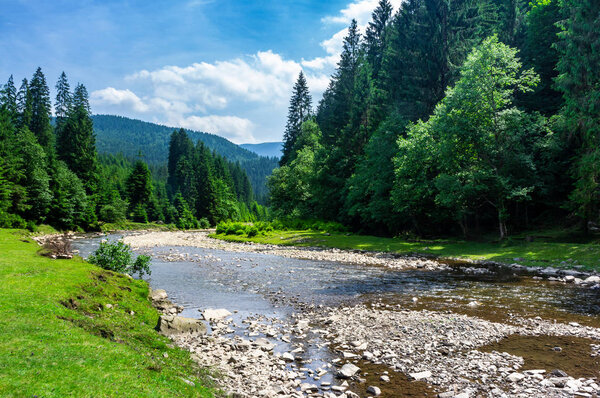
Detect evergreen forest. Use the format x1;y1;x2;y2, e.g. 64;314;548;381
0;69;267;231
270;0;600;239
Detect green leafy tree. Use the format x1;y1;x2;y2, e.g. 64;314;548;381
396;36;542;238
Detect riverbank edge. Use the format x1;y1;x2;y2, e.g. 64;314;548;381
0;228;219;397
210;230;600;281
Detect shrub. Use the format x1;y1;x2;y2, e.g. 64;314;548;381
88;240;152;277
99;205;125;223
0;212;27;229
247;226;259;237
198;217;210;229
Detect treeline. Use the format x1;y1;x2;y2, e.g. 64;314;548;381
91;114;279;203
270;0;599;238
0;69;266;231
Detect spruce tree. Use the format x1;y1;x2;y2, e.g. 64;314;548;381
126;160;154;221
555;0;600;231
0;75;17;119
54;72;72;120
364;0;393;79
16;79;32;129
280;71;312;166
56;83;98;194
28;67;53;149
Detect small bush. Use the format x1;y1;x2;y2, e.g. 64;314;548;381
99;205;125;223
247;226;259;237
88;240;152;277
198;218;210;229
0;212;27;229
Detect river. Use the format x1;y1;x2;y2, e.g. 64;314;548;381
72;232;600;398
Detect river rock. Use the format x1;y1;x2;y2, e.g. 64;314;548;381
367;386;381;396
337;363;360;378
150;288;168;301
584;276;600;285
202;308;232;321
410;370;432;381
507;372;525;383
156;314;207;336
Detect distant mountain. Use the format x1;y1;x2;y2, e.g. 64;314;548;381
91;115;277;202
240;142;283;158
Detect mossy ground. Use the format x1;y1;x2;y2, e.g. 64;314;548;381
0;229;218;398
212;228;600;271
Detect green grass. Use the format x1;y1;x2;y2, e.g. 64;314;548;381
211;229;600;271
99;221;178;233
0;229;219;397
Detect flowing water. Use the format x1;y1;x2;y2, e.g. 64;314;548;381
72;233;600;395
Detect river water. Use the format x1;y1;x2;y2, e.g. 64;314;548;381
71;233;600;396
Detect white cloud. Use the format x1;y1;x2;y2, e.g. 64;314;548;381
177;115;256;144
90;87;149;113
322;0;403;26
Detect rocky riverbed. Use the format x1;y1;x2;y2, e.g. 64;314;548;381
72;232;600;397
123;231;442;271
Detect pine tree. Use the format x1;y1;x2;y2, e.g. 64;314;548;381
28;67;54;149
280;71;312;166
364;0;393;79
56;83;98;194
73;83;91;113
0;75;17;119
54;72;72;122
126;160;154;220
555;0;600;231
16;79;32;129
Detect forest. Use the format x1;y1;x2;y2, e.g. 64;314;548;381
0;69;267;231
270;0;599;239
91;115;279;203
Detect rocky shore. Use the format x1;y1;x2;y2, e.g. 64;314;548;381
124;231;442;271
131;231;600;397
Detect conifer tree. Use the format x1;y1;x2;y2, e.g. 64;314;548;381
16;79;32;129
28;67;53;149
54;72;72;121
0;75;17;119
364;0;393;79
555;0;600;231
280;71;312;166
56;83;98;194
126;160;154;221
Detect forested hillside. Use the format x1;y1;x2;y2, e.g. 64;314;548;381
92;115;278;202
270;0;600;238
0;70;267;230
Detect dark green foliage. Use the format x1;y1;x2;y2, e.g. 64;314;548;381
126;160;154;222
555;0;600;231
518;0;563;114
56;80;98;194
281;72;312;166
88;240;152;277
28;68;54;149
91;115;277;202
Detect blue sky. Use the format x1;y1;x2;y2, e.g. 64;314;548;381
1;0;401;143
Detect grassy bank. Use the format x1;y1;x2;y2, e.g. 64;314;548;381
212;229;600;271
0;229;218;397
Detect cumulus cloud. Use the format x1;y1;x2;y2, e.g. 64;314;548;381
322;0;403;26
176;115;256;144
91;87;149;113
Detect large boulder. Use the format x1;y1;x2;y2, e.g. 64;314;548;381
156;314;207;336
201;308;232;322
